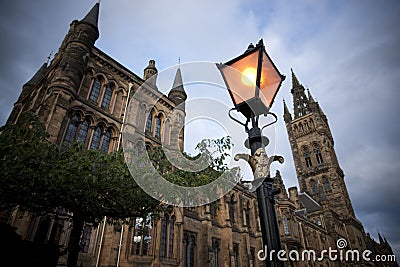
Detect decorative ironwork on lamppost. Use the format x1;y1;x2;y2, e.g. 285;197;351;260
217;39;285;267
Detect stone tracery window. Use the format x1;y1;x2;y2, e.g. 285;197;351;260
304;152;312;167
282;215;290;235
155;115;161;138
183;232;196;267
323;176;331;192
101;129;112;153
90;126;102;150
89;78;102;102
315;148;323;164
101;83;113;109
64;115;79;142
146;112;153;132
77;119;90;143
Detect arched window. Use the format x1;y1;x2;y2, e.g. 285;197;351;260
299;122;304;133
210;201;218;221
188;234;196;267
212;239;220;267
315;148;323;164
310;180;317;194
304;153;312;168
168;216;175;258
142;214;152;256
101;129;112;153
77;119;90;143
146;113;152;132
90;126;102;150
64;115;79;142
245;202;251;228
323;177;331;192
101;84;113;109
233;243;239;267
229;195;235;224
131;214;152;256
160;213;169;258
155;115;161;138
131;217;142;255
89;78;102;102
282;216;290;235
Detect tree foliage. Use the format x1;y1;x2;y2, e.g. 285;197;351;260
0;112;235;266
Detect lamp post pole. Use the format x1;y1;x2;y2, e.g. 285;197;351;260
217;39;285;266
247;116;283;267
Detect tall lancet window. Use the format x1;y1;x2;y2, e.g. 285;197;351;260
155;115;161;138
160;213;169;258
90;126;102;150
77;119;90;143
64;115;79;142
101;84;113;109
304;153;312;168
314;148;323;164
101;129;112;153
323;176;331;192
146;113;152;132
89;78;102;102
168;216;175;258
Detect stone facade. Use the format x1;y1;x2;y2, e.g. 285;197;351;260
4;3;397;267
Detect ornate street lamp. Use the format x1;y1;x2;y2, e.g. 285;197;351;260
217;39;284;118
217;39;285;267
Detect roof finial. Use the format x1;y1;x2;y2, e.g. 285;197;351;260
46;51;53;64
178;57;181;67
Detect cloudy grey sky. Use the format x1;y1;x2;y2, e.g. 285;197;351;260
1;0;399;258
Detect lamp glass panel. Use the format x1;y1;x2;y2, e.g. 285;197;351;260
259;51;282;108
220;51;259;106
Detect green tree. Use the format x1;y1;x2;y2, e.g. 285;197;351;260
0;112;235;267
0;113;160;266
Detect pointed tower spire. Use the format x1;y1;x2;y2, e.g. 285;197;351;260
378;232;385;244
307;89;315;103
283;99;292;123
290;68;310;119
172;67;184;92
168;66;187;107
291;68;301;88
81;2;100;30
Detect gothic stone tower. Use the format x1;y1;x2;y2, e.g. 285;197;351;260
283;69;369;255
284;69;354;217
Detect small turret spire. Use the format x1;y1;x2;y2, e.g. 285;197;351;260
168;66;187;107
172;67;184;91
378;232;385;244
81;2;100;29
307;88;315;103
283;99;292;123
290;68;310;118
291;68;301;88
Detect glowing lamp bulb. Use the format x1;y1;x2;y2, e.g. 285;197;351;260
241;67;257;86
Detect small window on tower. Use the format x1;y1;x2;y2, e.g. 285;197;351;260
304;153;312;168
315;148;323;164
323;177;331;192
